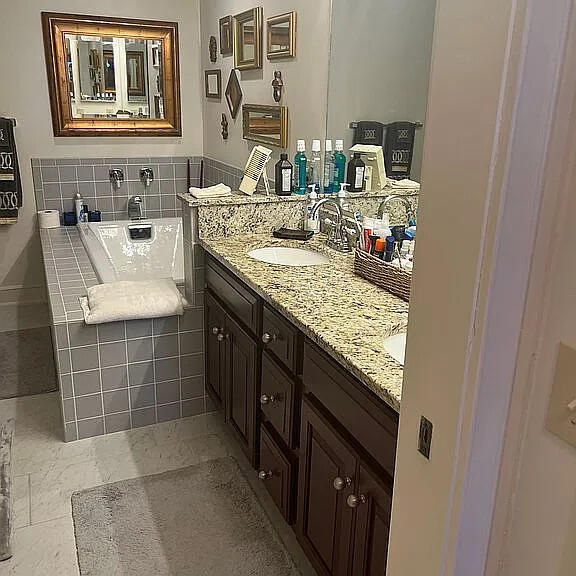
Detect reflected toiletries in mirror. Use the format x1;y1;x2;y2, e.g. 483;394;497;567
64;34;164;120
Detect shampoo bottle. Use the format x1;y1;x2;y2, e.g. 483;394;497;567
323;140;335;194
294;140;308;195
74;193;84;224
347;152;366;193
275;154;293;196
332;140;347;194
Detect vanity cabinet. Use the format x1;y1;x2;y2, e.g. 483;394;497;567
204;252;398;575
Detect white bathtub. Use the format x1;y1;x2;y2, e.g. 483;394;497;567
78;218;184;284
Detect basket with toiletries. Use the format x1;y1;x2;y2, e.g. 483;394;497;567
354;248;412;302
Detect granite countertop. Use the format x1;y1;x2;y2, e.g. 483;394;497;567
199;234;408;412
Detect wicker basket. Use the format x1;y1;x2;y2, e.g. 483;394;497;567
354;248;412;302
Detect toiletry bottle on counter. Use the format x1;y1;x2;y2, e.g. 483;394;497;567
347;152;366;193
294;140;308;195
309;140;322;194
305;184;320;233
332;140;347;194
275;154;293;196
323;139;335;194
74;192;84;224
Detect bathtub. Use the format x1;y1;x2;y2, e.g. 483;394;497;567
78;218;184;284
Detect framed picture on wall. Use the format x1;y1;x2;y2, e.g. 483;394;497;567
225;69;243;118
205;69;222;99
220;16;233;56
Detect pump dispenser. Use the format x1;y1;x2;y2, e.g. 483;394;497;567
305;184;320;233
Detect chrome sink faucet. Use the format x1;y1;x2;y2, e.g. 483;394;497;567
128;195;143;220
377;194;418;222
310;198;358;253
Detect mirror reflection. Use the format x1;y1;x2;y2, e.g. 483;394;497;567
64;34;165;119
242;104;288;148
241;21;255;61
269;21;290;52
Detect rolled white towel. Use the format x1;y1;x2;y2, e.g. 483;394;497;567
80;279;187;325
189;183;233;198
389;178;420;190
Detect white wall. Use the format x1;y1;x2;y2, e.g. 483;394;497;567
327;0;436;181
200;0;332;177
0;0;203;305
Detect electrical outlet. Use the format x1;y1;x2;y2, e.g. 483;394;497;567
418;416;433;459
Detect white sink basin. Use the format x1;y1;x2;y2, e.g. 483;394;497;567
383;332;407;366
248;247;330;267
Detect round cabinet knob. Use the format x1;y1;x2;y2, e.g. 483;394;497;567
212;327;220;335
261;333;277;344
333;476;352;491
260;394;277;405
258;470;272;481
217;333;225;342
346;494;367;508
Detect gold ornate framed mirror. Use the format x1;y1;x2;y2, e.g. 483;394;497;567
267;12;296;59
242;104;288;148
233;8;263;70
41;12;181;137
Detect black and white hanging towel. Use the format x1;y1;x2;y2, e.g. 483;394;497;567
0;118;21;224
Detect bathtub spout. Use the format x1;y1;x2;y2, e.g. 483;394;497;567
128;196;144;220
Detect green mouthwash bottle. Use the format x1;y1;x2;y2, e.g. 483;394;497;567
293;140;308;195
332;139;347;194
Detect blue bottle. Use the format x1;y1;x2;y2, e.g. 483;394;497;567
332;139;347;194
294;140;308;195
323;139;336;194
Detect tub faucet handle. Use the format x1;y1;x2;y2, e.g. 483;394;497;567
109;169;124;190
140;167;154;188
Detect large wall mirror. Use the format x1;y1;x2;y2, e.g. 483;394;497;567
326;0;436;182
41;13;181;137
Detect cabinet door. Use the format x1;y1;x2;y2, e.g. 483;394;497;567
205;292;227;407
297;396;357;576
351;465;393;576
225;313;258;463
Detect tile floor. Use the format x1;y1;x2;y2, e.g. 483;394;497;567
0;392;316;576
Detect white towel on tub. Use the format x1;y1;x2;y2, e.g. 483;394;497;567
80;279;187;325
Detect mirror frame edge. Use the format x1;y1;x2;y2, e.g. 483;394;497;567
40;11;182;137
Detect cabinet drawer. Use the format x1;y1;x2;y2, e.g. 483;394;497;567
303;341;399;479
262;304;298;374
206;257;259;334
261;352;296;448
259;423;295;524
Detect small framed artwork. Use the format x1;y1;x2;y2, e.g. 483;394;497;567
267;11;297;60
220;16;233;56
225;69;243;119
205;70;222;99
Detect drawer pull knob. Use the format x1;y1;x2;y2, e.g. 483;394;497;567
262;333;277;344
217;333;225;342
260;394;277;405
258;470;272;480
333;476;352;491
212;326;220;335
346;494;367;508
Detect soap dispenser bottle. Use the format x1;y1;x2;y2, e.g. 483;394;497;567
347;152;366;193
275;154;293;196
333;140;347;194
305;184;320;233
294;140;308;195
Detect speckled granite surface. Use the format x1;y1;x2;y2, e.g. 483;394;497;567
200;234;408;411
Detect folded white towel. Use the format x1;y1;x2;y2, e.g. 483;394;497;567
189;183;233;199
389;178;421;190
79;279;187;325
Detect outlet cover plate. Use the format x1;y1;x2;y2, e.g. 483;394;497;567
546;342;576;449
418;416;433;459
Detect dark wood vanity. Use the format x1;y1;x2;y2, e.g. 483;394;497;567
204;253;399;576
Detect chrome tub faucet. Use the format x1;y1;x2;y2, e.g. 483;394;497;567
128;195;143;220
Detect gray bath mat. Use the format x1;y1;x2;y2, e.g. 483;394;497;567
0;327;57;399
71;457;301;576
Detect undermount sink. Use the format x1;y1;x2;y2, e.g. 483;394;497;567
383;332;407;366
248;247;330;267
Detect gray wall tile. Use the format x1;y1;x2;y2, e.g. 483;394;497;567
102;365;128;391
60;374;73;399
68;322;97;347
126;319;152;339
103;389;129;414
57;350;71;375
131;407;156;428
154;357;179;382
100;341;127;367
153;316;179;335
105;412;131;434
179;331;203;355
63;398;76;422
64;422;78;442
128;363;154;387
128;338;153;362
130;385;155;409
153;334;178;359
181;376;204;400
98;322;125;343
179;308;203;331
77;417;105;439
157;403;181;423
71;346;99;372
54;324;69;349
156;380;180;405
183;398;205;418
73;370;100;396
181;354;204;378
75;394;103;419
